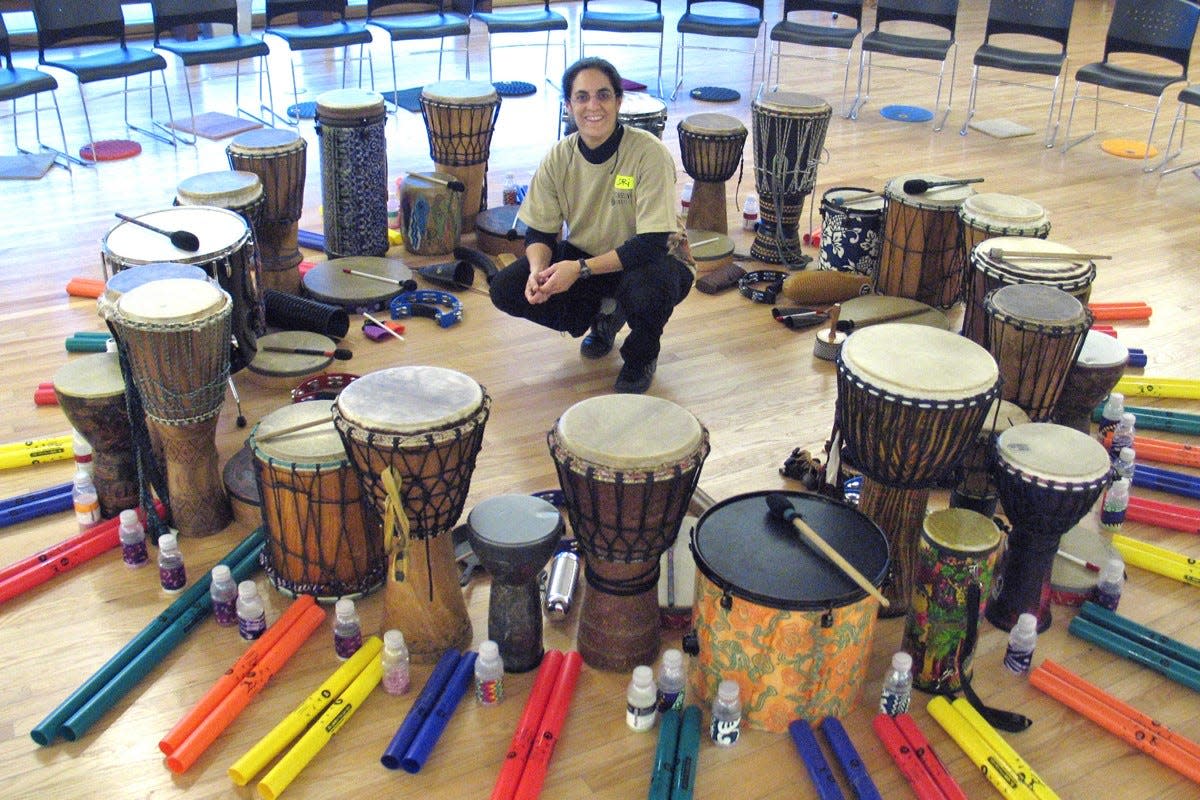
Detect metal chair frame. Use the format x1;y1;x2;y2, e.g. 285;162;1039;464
0;13;80;169
672;0;767;102
366;0;472;100
470;0;568;84
767;0;864;117
579;0;665;98
1158;84;1200;174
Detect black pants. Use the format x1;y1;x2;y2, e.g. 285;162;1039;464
489;241;694;366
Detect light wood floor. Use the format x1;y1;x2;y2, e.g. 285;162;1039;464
2;1;1199;797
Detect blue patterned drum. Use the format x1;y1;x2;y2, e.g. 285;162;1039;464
818;186;884;277
316;89;389;259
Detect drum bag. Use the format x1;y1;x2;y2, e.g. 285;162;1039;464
782;271;873;304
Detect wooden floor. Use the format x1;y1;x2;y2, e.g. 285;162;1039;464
2;1;1199;797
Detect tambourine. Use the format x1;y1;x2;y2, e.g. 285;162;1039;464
739;270;790;303
291;372;362;402
388;289;464;328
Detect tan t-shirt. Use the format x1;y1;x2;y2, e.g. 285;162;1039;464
517;126;679;259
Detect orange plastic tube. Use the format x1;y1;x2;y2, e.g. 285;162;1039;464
66;277;105;299
490;650;564;800
513;651;583;800
1088;303;1152;321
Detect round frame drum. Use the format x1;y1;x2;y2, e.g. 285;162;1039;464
678;113;747;234
251;401;382;602
1049;521;1120;608
302;256;414;313
474;205;528;258
689;490;888;731
836;295;950;331
399;171;463;256
548;394;709;672
1053;330;1128;434
247;331;337;389
818;187;884;278
877;174;975;309
316;89;389;259
420;80;502;230
226;128;307;288
687;229;735;273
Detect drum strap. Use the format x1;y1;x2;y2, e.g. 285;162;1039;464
382;467;423;597
955;581;1033;733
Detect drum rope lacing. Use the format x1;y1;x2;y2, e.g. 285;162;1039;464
419;98;502;167
751;107;831;268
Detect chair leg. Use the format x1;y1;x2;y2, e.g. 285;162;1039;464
655;31;663;99
838;51;852;118
1161;102;1200;174
1042;69;1064;149
135;70;184;147
849;50;869;120
1140;97;1166;173
1061;84;1096;153
932;45;956;133
959;65;980;136
671;35;684;102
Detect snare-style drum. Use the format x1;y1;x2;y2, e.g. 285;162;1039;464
955;193;1050;289
687;229;735;273
1053;330;1128;434
108;279;233;537
333;366;491;662
474;205;528;258
986;423;1111;632
53;353;137;519
949;399;1029;517
100;207;259;373
399;171;463;256
751;91;832;263
835;323;1000;611
689;490;888;731
877;174;975;309
901;508;1001;694
420;80;502;230
561;91;668;139
316;89;389;259
1049;520;1120;609
818;187;885;278
251;401;382;602
548;394;709;672
678;113;747;234
226;128;307;290
962;236;1096;347
985;283;1092;422
302;256;414;313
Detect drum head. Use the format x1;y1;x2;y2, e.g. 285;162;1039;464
754;90;830;115
251;401;344;466
248;331;336;378
555;395;703;470
335;366;484;433
103;207;248;265
996;422;1112;484
687;229;734;262
116;278;227;324
53;352;124;399
102;263;208;314
1076;330;1129;370
1052;521;1119;603
679;112;746;137
302;257;413;308
692;490;888;610
838;296;949;331
923;508;1001;555
840;323;998;400
467;494;563;551
177;171;263;209
984;399;1030;434
987;283;1087;327
885;173;974;208
476;205;527;238
422;79;499;104
960;193;1049;229
227;127;304;155
316;88;386;119
821;186;884;213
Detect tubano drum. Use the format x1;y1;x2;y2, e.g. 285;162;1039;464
949;399;1029;517
876;173;975;309
316;89;389;259
466;494;565;673
250;401;383;602
818;187;885;279
474;205;528;258
1053;330;1128;434
986;422;1111;632
548;394;709;672
53;353;138;519
226;128;307;293
399;172;464;256
901;508;1001;694
834;323;1000;612
419;80;502;231
678;113;747;234
107;279;233;537
751;89;831;264
954;192;1051;296
333;366;491;662
688;490;888;731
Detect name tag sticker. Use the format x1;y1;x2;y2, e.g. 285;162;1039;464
614;174;635;190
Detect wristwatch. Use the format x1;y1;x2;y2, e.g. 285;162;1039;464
577;258;592;280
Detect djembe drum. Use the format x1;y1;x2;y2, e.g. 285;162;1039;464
949;399;1029;517
678;113;747;234
818;187;885;278
176;170;265;231
954;193;1050;293
466;494;564;672
399;172;463;256
332;366;491;662
53;353;137;519
419;80;501;231
751;91;832;263
96;262;208;322
835;324;1000;612
107;279;233;536
985;283;1092;422
1053;330;1128;434
316;89;389;259
548;394;709;672
986;423;1111;632
250;401;382;602
226;128;307;293
877;174;975;309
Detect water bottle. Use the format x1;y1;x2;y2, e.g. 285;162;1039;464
742;195;759;231
475;640;504;705
236;580;267;640
1098;393;1125;442
332;597;363;660
209;565;239;626
626;665;657;732
72;469;100;532
1108;412;1136;460
680;182;693;214
879;651;913;716
386;190;401;230
157;532;186;593
1094;557;1126;611
118;509;148;568
502;173;519;206
1100;477;1131;531
544;541;580;619
72;429;94;478
1113;446;1136;482
1003;613;1039;676
381;629;411;695
709;679;742;746
656;648;686;713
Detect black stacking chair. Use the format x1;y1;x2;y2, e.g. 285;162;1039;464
0;13;78;168
767;0;864;117
1062;0;1200;172
673;0;766;101
850;0;960;132
470;0;568;83
366;0;471;92
1160;85;1200;174
579;0;665;98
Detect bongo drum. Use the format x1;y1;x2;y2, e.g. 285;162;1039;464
315;89;389;260
96;262;208;322
751;91;832;264
333;366;491;662
301;256;414;313
108;279;233;537
474;205;527;258
949;399;1029;517
1049;520;1120;608
466;494;564;672
419;80;502;231
246;331;337;389
986;423;1111;632
250;401;382;602
835;324;1000;611
53;353;137;519
397;172;462;257
688;490;888;731
1053;330;1128;434
100;207;258;373
901;508;1001;694
687;230;735;273
226;128;307;291
961;236;1096;347
548;394;709;672
985;283;1092;422
560;91;668;139
678;113;747;234
877;174;975;309
818;187;885;278
955;192;1050;291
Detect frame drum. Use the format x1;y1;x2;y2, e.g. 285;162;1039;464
877;174;974;309
678;112;747;234
246;331;337;389
818;187;885;278
1050;520;1120;608
1053;330;1128;434
302;256;414;313
687;229;735;273
226;128;307;289
420;80;502;231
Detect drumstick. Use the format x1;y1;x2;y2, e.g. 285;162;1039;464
835;304;935;333
405;171;466;193
831;190;884;206
340;268;414;290
901;177;985;194
765;493;889;608
989;248;1112;262
114;212;201;252
262;345;353;361
689;236;719;250
253;414;334;444
1056;549;1101;572
362;312;406;341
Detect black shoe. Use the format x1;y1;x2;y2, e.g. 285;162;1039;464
580;309;625;359
614;358;656;394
